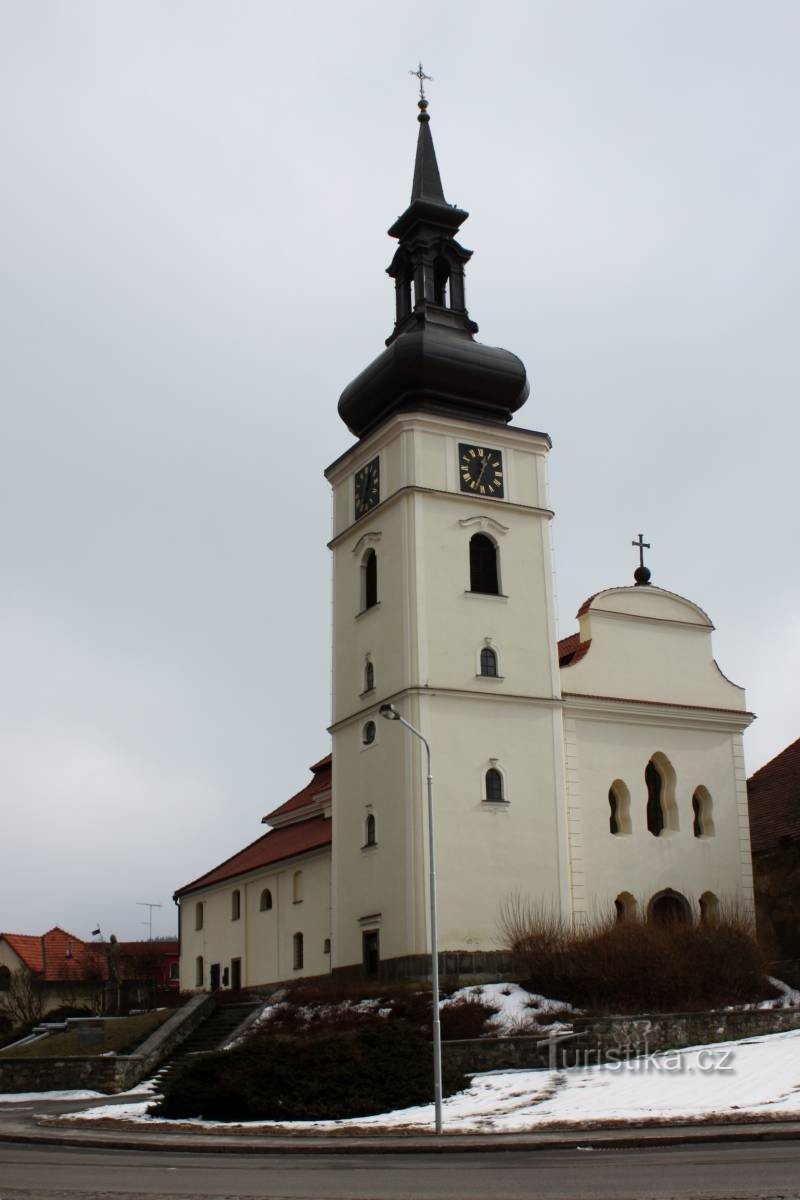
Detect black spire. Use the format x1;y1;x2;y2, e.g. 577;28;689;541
410;100;446;203
337;95;529;439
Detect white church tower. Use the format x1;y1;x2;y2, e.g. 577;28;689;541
325;95;569;976
174;93;755;994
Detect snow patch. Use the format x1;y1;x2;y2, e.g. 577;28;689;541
0;1089;104;1104
441;982;576;1035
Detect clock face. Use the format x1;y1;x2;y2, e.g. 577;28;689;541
458;444;504;498
354;457;380;519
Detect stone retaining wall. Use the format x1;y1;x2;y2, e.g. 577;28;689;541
0;993;215;1095
442;1007;800;1075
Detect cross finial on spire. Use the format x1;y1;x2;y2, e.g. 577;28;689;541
410;61;432;103
632;533;652;586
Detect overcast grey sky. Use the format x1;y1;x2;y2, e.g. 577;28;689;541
1;1;797;940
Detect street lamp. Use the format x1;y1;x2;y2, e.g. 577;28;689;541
379;702;443;1136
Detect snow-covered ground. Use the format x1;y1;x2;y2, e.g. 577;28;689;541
442;982;576;1034
746;976;800;1010
58;1027;800;1133
0;1088;105;1104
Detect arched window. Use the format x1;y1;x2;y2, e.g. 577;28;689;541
231;889;241;921
645;754;678;836
361;549;378;611
365;813;377;846
293;932;304;970
195;902;204;931
0;965;10;992
699;891;720;925
323;937;331;955
259;888;273;912
645;760;664;836
364;660;375;692
195;956;204;988
608;780;631;835
485;767;504;802
692;787;714;837
293;871;303;904
393;250;412;322
609;788;619;835
479;646;498;677
362;720;376;746
614;892;637;922
433;256;450;307
469;534;500;595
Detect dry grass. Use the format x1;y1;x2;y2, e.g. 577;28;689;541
0;1010;170;1058
498;894;772;1013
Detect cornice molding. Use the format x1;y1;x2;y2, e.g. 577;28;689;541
329;486;552;550
325;411;551;482
329;686;562;733
585;607;713;633
562;691;754;733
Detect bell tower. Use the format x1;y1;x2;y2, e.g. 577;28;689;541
327;96;569;977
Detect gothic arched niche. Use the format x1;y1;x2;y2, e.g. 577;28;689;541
648;888;691;925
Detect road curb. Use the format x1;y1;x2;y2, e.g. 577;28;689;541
2;1118;800;1155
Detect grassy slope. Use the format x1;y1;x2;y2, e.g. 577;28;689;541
0;1010;170;1058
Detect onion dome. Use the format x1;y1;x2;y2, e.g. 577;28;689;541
338;98;529;438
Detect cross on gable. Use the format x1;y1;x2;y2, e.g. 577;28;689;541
632;532;651;569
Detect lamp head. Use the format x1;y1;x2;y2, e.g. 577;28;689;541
379;703;400;720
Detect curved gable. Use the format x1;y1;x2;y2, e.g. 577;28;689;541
561;585;746;711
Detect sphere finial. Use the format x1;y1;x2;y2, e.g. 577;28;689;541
632;533;652;586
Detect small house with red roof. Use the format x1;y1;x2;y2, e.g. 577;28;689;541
0;927;106;1017
0;928;180;1021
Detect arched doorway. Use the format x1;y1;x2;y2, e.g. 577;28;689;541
648;888;691;925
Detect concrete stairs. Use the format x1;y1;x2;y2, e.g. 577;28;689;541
152;998;262;1090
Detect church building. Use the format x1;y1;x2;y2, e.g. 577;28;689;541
175;96;755;990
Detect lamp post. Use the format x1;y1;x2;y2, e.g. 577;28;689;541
379;702;443;1136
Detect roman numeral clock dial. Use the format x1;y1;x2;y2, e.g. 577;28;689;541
458;444;504;497
354;456;380;519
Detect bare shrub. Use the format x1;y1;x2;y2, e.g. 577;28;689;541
499;893;769;1013
0;970;44;1032
439;995;498;1040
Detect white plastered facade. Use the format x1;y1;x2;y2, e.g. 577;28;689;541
176;410;754;988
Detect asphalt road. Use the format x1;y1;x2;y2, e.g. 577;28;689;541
1;1141;800;1200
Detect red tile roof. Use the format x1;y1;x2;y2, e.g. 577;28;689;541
0;927;106;983
576;592;602;617
263;754;332;824
558;633;592;667
174;815;332;898
748;736;800;854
